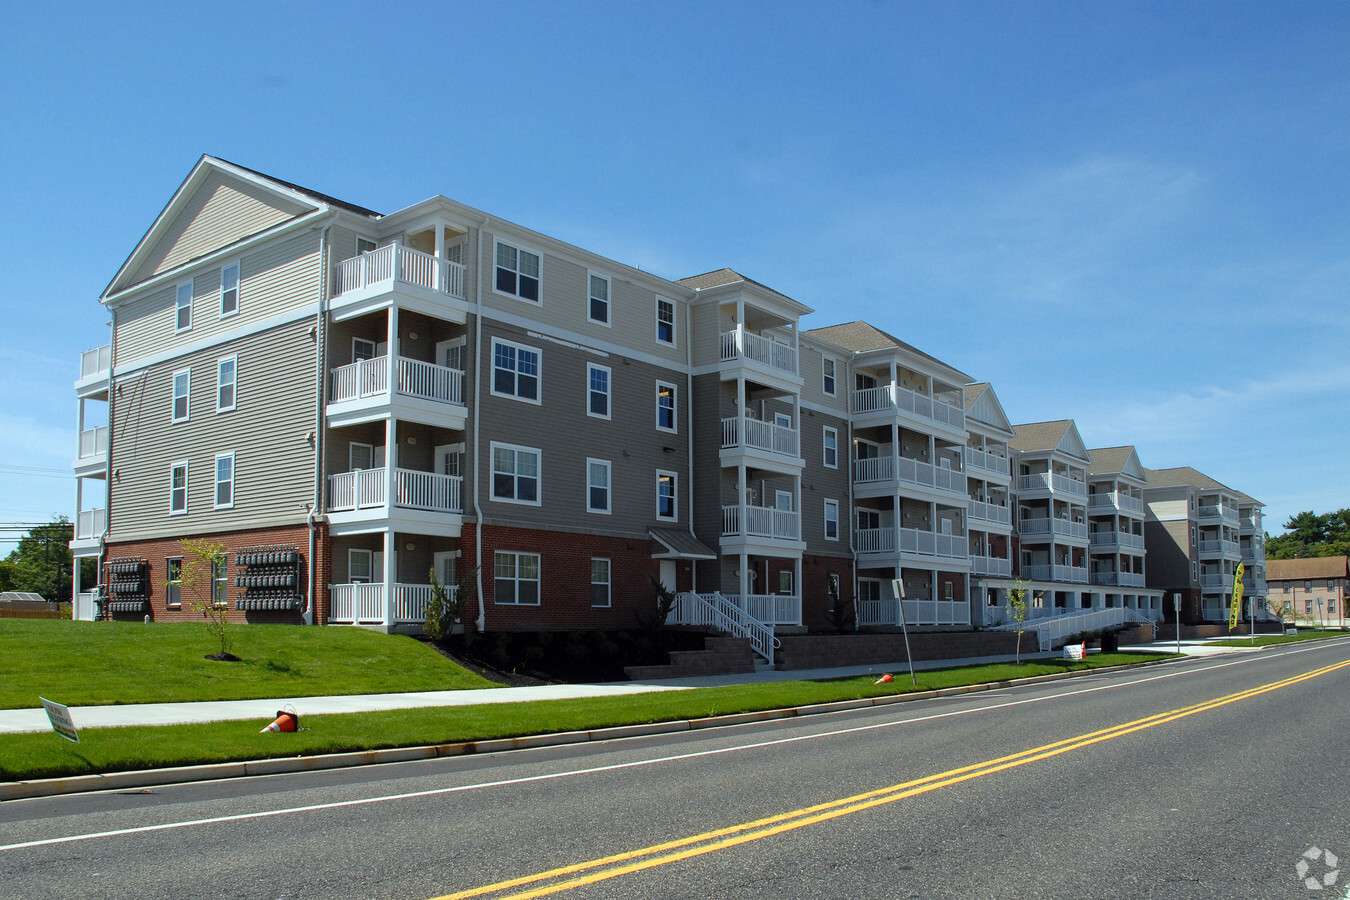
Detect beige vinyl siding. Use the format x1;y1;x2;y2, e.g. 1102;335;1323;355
798;341;849;413
115;231;321;367
799;408;852;552
131;169;311;284
689;373;725;551
108;319;317;541
689;303;724;368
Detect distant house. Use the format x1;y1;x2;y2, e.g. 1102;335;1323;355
1265;556;1349;627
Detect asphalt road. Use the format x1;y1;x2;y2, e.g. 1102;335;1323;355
3;641;1349;900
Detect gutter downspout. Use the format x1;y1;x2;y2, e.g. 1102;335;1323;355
96;307;117;620
684;297;696;593
308;220;333;626
471;216;490;633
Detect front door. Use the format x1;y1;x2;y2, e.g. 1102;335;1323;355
659;559;677;593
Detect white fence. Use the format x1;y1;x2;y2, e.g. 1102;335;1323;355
80;344;111;380
76;508;106;540
988;607;1153;651
671;592;779;665
78;426;108;460
328;582;456;627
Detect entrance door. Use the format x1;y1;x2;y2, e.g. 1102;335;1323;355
659;559;677;593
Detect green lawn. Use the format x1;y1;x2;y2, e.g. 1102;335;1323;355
0;653;1167;782
0;619;496;709
1209;629;1350;648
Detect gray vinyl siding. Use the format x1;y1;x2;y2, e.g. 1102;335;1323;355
798;340;849;414
108;319;318;541
130;169;311;284
689;373;724;550
473;320;689;535
800;409;852;554
115;231;322;367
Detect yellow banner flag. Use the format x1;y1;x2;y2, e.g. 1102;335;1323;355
1229;562;1246;630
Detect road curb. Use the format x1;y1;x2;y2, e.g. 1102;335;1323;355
0;657;1175;802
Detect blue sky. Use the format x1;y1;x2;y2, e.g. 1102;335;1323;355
2;1;1347;545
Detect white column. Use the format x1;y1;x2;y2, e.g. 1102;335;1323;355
383;529;397;628
385;418;396;513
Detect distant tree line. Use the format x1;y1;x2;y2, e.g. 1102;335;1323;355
1266;509;1350;560
0;518;95;602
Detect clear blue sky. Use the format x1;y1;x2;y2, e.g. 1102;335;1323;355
2;1;1347;545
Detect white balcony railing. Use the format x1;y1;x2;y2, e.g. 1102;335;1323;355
329;582;458;627
1017;472;1088;499
856;527;967;561
1198;504;1240;524
852;384;965;430
1021;564;1089;583
77;425;108;461
719;328;798;376
328;468;462;514
1088;491;1145;514
721;416;799;459
333;243;466;301
721;505;800;541
858;598;970;627
971;555;1013;576
964;446;1010;476
80;345;111;381
76;508;106;541
969;500;1012;526
331;356;464;407
1020;517;1089;540
1199;539;1240;557
1089;531;1146;551
852;455;966;495
1091;571;1148;587
1199;573;1229;589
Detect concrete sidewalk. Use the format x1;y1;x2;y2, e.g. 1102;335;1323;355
0;644;1225;736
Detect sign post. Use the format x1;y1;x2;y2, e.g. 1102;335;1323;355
1172;593;1181;656
40;697;79;744
891;575;917;687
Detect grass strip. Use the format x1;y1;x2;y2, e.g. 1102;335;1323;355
0;654;1164;782
1209;630;1350;648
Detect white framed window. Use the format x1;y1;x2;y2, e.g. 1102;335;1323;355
822;357;837;396
656;382;677;432
494;240;540;302
211;555;228;607
172;369;190;422
216;356;237;412
166;558;182;608
657;470;677;520
214;452;235;509
353;337;378;362
491;339;540;403
494;551;540;605
170;461;188;514
220;262;239;317
175;280;193;332
824;499;840;541
587;364;610;419
349;548;374;583
591;557;611;607
355;237;378;256
823;426;838;469
492;443;540;505
587;459;611;514
588;272;610;325
779;570;793;594
656;297;676;346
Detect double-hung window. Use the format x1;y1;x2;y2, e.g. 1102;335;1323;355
349;548;374;583
587;364;610;419
494;241;540;302
211;556;228;607
656;470;677;520
822;357;837;396
175;281;193;332
216;356;237;412
824;499;840;541
591;558;611;607
214;452;235;509
166;558;183;607
587;459;611;514
172;369;190;422
220;263;239;317
588;273;610;325
492;339;540;402
656;298;676;346
823;427;838;468
494;551;540;605
656;382;677;432
170;462;188;514
492;443;540;504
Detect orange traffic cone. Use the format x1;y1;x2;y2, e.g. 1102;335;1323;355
874;673;894;684
260;708;299;733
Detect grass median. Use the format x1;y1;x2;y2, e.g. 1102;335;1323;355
1209;629;1350;648
1;653;1166;782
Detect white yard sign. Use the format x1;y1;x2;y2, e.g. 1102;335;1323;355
40;697;79;743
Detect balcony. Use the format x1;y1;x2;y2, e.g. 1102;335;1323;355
858;597;970;627
720;416;802;470
1020;517;1089;542
1199;539;1241;559
968;500;1012;527
1198;504;1240;526
328;355;466;429
719;328;799;387
329;582;456;629
852;455;967;502
1239;514;1262;534
327;467;463;536
721;505;801;542
971;554;1013;577
852;384;965;433
1089;530;1146;552
856;526;968;563
73;425;108;477
1199;573;1230;590
330;243;468;322
1021;564;1088;583
1091;571;1147;587
69;508;106;556
1017;472;1088;499
76;344;111;396
1088;491;1144;515
964;446;1010;478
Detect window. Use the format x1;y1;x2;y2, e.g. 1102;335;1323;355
1330;599;1337;615
220;263;239;317
824;499;839;541
216;356;237;412
492;339;540;402
944;581;954;601
349;549;374;583
587;364;610;419
494;241;540;302
827;574;841;608
166;558;182;608
588;273;610;324
492;443;540;504
214;453;235;508
353;337;377;361
1306;580;1313;591
822;357;837;396
495;551;540;605
823;427;838;468
656;382;677;432
657;470;677;520
170;462;188;515
591;558;611;607
1307;599;1314;614
175;281;193;332
356;237;377;256
172;369;190;422
656;298;675;345
587;459;611;513
211;555;227;607
779;570;793;594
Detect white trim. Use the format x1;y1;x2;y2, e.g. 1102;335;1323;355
590;557;612;608
216;355;237;412
493;550;541;606
655;296;676;347
214;451;236;509
492;238;542;304
656;469;678;521
219;261;240;319
822;356;838;397
165;557;183;608
490;441;542;506
490;337;542;405
587;458;612;515
171;368;191;423
655;381;677;433
112;302;320;379
175;280;193;333
587;363;611;420
170;460;189;515
824;499;840;541
348;548;375;584
587;270;611;327
823;425;838;469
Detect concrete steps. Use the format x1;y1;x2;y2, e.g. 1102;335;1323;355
624;637;757;680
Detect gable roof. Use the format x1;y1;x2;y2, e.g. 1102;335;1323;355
1266;556;1349;581
804;321;973;383
963;383;1014;436
1088;446;1147;482
1143;466;1236;494
1010;420;1091;463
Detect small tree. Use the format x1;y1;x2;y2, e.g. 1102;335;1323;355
826;573;854;634
426;566;478;641
645;574;678;633
1006;577;1038;664
179;539;236;660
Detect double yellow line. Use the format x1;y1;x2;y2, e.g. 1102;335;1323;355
435;659;1350;900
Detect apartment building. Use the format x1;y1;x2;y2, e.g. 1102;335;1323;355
1265;556;1348;627
962;383;1015;622
1085;446;1159;618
